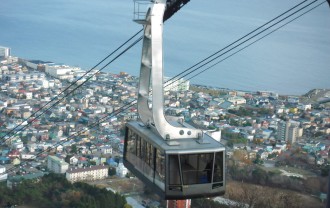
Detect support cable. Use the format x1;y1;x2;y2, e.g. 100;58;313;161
167;0;321;87
185;1;327;82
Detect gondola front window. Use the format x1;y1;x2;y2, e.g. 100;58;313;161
180;153;213;185
214;151;223;183
168;155;181;185
126;129;136;162
155;148;165;184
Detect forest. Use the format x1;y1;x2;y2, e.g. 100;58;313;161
0;173;130;208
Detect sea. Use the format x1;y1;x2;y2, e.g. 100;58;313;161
1;0;330;95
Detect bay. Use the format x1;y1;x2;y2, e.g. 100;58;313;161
0;0;329;95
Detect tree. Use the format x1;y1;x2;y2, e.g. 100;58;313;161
88;160;96;166
70;144;78;154
252;167;268;185
253;155;264;165
108;167;116;176
65;155;73;164
321;164;330;177
124;204;133;208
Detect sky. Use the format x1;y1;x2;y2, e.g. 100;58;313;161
0;0;329;95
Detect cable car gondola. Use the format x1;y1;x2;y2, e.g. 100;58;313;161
124;121;225;199
123;0;226;200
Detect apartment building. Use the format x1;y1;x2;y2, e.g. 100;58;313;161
66;165;108;182
47;155;69;174
3;72;45;83
0;46;10;58
277;120;303;144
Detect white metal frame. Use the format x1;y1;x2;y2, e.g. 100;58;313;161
135;0;203;140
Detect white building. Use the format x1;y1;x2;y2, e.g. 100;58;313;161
277;120;303;144
0;46;10;58
66;165;108;182
0;100;7;110
47;155;69;174
100;145;113;155
69;156;79;165
34;80;51;89
0;165;8;181
25;92;33;99
45;64;80;80
3;72;45;83
227;96;246;105
116;163;128;178
21;154;36;160
164;77;189;92
297;104;312;111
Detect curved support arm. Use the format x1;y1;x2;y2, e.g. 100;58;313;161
137;0;202;140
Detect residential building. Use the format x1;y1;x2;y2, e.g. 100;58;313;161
116;163;128;178
69;156;79;165
277;120;302;144
0;46;10;58
47;155;69;174
66;165;108;182
227;96;246;105
0;165;8;181
100;145;113;155
164;77;189;91
3;72;45;83
45;64;80;80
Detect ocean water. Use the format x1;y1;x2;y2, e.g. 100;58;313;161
1;0;330;95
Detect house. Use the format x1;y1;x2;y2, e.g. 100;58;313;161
248;151;257;160
227;96;246;105
233;143;247;150
258;150;269;160
12;158;21;165
107;158;118;167
0;165;8;181
78;157;89;167
0;156;10;165
21;153;36;160
8;150;20;159
116;163;128;178
69;156;79;165
100;145;112;155
219;101;235;110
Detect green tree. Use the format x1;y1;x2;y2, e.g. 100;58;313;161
124;204;133;208
70;144;78;154
108;167;116;176
252;167;268;185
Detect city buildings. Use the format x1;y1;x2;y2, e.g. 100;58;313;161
0;52;329;207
